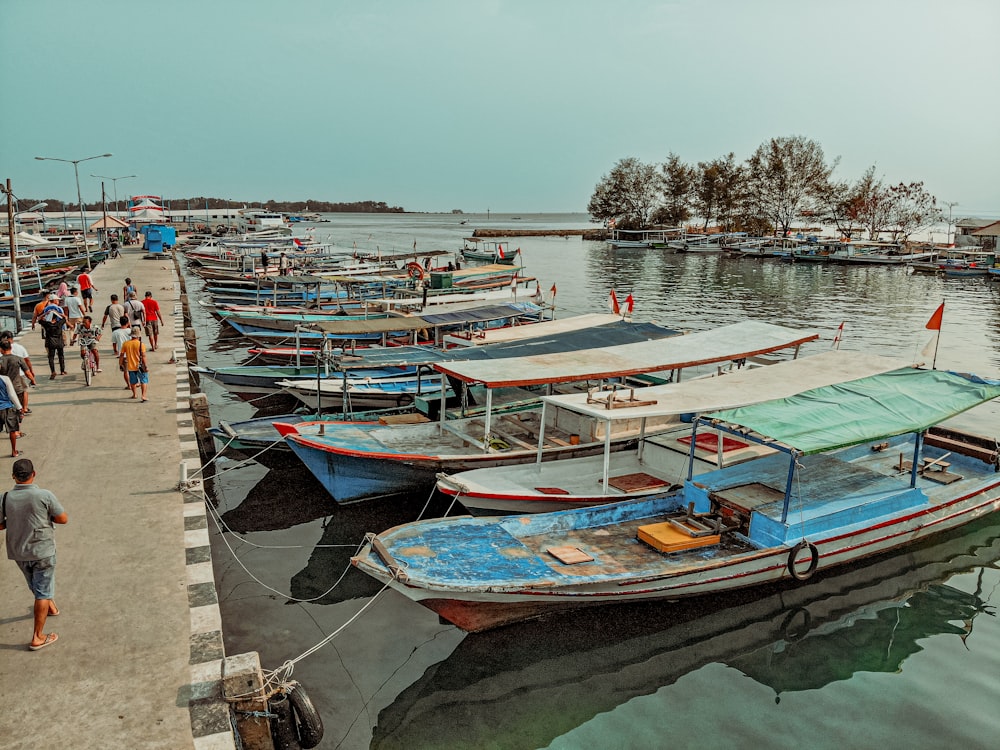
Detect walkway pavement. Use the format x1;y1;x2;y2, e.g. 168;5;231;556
0;247;232;749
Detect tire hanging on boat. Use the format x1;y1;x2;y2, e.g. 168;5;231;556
406;261;425;280
786;540;819;581
286;680;324;749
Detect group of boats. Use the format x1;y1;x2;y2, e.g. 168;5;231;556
608;229;1000;275
194;230;1000;633
0;231;109;309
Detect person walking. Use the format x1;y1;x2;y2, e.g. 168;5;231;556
39;315;66;379
119;325;149;402
0;458;67;650
0;371;24;456
140;291;165;351
111;316;132;390
62;286;85;346
122;277;136;302
1;331;37;416
278;252;291;276
124;292;145;330
101;294;126;335
0;339;36;420
77;271;97;313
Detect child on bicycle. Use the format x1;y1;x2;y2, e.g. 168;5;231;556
70;316;102;373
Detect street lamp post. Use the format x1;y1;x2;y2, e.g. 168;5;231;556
90;173;136;219
942;201;958;247
35;153;112;271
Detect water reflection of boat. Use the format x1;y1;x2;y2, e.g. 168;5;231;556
372;515;1000;749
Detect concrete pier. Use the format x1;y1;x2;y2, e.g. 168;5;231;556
0;247;235;748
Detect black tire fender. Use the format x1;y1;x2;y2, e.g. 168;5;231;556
787;540;819;581
287;680;324;749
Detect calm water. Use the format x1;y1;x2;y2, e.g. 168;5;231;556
196;213;1000;749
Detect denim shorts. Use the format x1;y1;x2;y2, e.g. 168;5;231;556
128;370;149;385
17;555;56;599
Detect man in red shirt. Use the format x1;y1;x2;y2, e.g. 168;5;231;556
141;291;165;351
76;272;97;313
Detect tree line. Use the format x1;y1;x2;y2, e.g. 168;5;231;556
588;135;942;242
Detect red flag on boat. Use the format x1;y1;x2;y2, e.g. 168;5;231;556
497;244;505;259
608;290;620;315
510;274;518;290
624;293;634;315
925;302;945;330
832;321;845;349
550;283;557;296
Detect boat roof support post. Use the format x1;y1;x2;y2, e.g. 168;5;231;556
601;419;612;496
686;420;700;481
637;417;647;463
535;402;548;466
779;451;802;524
483;388;493;453
438;374;448;429
910;431;923;488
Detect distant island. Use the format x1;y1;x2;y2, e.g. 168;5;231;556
165;198;405;213
26;196;406;213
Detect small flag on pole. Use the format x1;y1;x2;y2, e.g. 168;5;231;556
924;302;945;369
832;321;845;349
497;244;505;260
623;293;634;315
550;283;557;297
608;290;620;315
925;302;945;330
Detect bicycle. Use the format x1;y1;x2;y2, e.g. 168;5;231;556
81;346;97;386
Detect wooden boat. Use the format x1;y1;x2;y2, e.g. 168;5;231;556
438;350;908;513
373;509;1000;747
460;238;518;265
278;373;451;410
351;365;1000;631
277;321;818;503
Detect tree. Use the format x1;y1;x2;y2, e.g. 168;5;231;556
744;136;837;236
884;181;940;243
691;153;742;231
651;153;694;226
587;157;660;229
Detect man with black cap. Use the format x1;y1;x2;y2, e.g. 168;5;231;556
0;458;67;650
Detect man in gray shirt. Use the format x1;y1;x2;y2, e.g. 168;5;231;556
1;458;67;650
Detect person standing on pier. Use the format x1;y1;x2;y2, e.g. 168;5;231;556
119;326;149;402
1;458;67;651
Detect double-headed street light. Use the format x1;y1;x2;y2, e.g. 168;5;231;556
90;173;136;218
35;152;112;271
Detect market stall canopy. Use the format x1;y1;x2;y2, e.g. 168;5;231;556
89;215;129;230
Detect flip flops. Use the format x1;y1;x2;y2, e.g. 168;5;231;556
29;633;58;651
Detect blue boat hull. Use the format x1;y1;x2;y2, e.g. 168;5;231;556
285;438;435;503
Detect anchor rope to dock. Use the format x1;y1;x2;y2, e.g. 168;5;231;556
188;435;287;480
223;583;392;701
200;487;366;556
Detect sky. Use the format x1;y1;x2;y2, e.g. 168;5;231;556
3;0;998;216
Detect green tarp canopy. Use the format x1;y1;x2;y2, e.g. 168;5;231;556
709;368;1000;455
